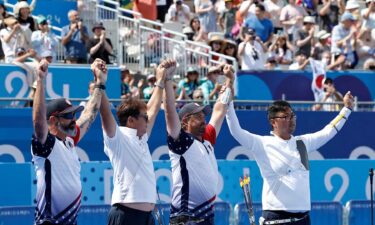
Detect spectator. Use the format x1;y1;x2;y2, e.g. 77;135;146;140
194;0;217;33
265;55;280;69
199;66;222;104
120;67;142;99
13;0;36;17
358;0;375;58
243;4;274;44
208;35;224;61
143;74;157;100
166;0;191;25
16;1;37;32
177;66;201;99
238;28;268;70
183;26;195;41
12;47;38;94
294;16;315;57
331;12;356;70
192;88;204;102
279;0;308;41
318;0;345;33
219;0;237;38
0;16;31;63
312;30;331;60
86;22;113;64
61;10;89;64
363;57;375;70
289;51;310;70
31;15;59;62
345;0;360;15
189;17;207;41
314;77;343;111
0;3;9;61
157;0;173;22
361;0;375;31
268;34;294;65
263;0;285;33
221;39;238;65
79;81;96;107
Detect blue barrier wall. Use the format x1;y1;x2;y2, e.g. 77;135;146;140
1;160;375;207
0;109;374;162
0;64;120;102
237;70;375;101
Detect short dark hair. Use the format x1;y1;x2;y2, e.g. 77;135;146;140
267;100;292;121
116;98;147;126
324;77;333;85
255;4;265;11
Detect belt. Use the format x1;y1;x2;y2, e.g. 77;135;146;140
264;214;308;225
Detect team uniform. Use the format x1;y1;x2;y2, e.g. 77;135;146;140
226;102;351;224
31;126;81;225
167;124;218;224
103;125;156;225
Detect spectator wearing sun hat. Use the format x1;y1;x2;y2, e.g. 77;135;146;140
16;1;37;32
312;30;331;59
86;22;113;64
330;12;357;69
13;0;36;17
294;16;315;57
31;15;59;62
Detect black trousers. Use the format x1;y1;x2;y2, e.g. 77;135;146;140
107;204;155;225
262;210;310;225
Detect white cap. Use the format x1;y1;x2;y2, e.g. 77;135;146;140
316;30;330;39
40;50;53;58
303;16;316;24
345;0;360;10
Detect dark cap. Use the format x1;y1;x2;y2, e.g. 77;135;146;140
178;102;211;120
92;22;105;32
46;98;84;119
15;47;26;55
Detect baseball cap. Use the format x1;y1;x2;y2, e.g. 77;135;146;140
40;50;53;58
207;66;221;74
186;66;198;74
316;30;330;40
245;27;255;35
15;47;26;55
340;12;355;22
303;16;315;24
37;15;47;25
46;98;84;119
178;102;211;120
147;74;156;80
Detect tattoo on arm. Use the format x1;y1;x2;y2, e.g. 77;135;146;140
77;88;102;138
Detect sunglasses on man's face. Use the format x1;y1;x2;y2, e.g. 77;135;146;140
57;112;76;120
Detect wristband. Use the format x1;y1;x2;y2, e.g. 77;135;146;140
94;84;106;90
155;80;165;89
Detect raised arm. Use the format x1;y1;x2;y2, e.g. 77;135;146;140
208;64;235;136
164;61;181;139
301;91;354;151
32;59;50;144
76;59;107;141
146;60;168;136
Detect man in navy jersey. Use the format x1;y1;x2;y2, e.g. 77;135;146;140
163;64;235;225
31;58;107;225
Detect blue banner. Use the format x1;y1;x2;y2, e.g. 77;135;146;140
237;70;375;101
0;109;374;162
0;64;121;102
1;160;374;207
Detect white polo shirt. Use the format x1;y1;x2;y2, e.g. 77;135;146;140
226;102;351;211
103;125;157;205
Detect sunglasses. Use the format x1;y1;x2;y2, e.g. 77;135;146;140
226;46;235;50
57;112;76;120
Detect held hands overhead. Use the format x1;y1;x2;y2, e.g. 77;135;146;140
90;58;108;85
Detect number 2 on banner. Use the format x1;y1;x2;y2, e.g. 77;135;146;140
324;168;349;201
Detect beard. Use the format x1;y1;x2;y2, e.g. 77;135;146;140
57;121;77;137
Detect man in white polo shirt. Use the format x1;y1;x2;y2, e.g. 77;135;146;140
99;59;175;225
31;58;107;225
163;64;235;225
225;92;354;225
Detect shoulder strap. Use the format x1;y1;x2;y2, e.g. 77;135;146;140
296;140;309;170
